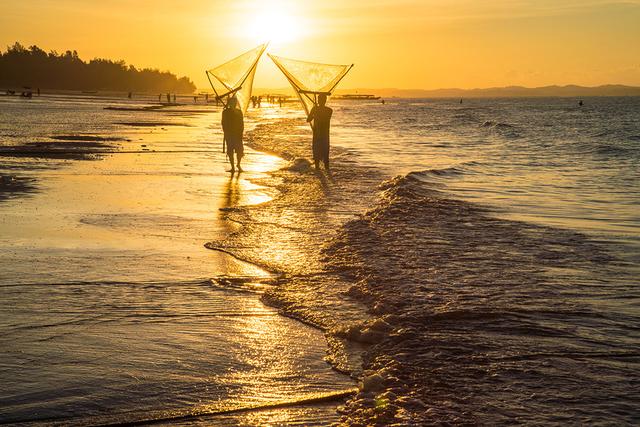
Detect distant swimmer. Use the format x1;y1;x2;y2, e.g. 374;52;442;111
221;97;244;173
579;100;584;106
381;99;385;104
307;93;333;170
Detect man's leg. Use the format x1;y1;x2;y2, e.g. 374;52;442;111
228;150;235;172
236;145;244;172
323;143;330;169
236;154;243;172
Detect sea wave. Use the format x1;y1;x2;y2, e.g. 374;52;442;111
207;117;638;425
321;170;635;424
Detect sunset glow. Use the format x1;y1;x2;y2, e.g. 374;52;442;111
243;2;303;44
2;0;639;90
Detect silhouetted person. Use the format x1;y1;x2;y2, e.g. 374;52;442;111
128;91;132;99
158;94;162;103
221;97;244;173
172;94;176;103
166;93;170;103
307;94;333;170
257;96;262;108
579;100;584;106
37;88;40;96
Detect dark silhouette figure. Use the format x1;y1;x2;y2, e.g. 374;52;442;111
158;94;162;103
579;100;584;106
166;93;170;103
221;97;244;173
172;94;176;103
307;94;333;170
128;91;132;99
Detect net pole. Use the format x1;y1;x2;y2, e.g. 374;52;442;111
205;71;228;108
268;55;314;128
233;44;267;108
327;63;354;94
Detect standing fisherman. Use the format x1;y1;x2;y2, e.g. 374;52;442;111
306;94;333;170
221;97;244;173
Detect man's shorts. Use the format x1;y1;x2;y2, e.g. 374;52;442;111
226;138;244;157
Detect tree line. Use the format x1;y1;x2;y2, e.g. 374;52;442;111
0;42;196;93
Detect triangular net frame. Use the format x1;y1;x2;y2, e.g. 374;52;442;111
268;54;353;117
206;44;267;113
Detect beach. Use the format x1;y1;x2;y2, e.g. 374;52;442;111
1;93;639;425
0;94;355;425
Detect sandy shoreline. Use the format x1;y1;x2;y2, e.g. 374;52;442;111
0;98;357;425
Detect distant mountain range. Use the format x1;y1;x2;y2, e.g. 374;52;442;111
254;85;640;98
332;85;640;98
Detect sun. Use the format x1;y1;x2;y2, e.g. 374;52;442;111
245;3;302;44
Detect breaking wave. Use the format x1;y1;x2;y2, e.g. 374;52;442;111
207;116;639;425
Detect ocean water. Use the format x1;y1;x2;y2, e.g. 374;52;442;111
322;97;640;424
1;94;639;425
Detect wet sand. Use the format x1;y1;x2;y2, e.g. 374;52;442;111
0;96;355;425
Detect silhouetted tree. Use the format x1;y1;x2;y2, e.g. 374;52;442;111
0;42;196;93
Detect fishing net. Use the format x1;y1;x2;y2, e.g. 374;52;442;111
268;54;353;116
206;44;267;113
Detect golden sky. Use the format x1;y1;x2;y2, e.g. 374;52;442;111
1;0;639;89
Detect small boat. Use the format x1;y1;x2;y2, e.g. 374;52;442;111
332;94;380;100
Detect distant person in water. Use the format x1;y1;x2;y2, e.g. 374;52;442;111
221;97;244;173
579;100;584;106
307;94;333;170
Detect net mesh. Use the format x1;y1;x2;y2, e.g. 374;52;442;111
207;44;267;113
268;54;353;116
